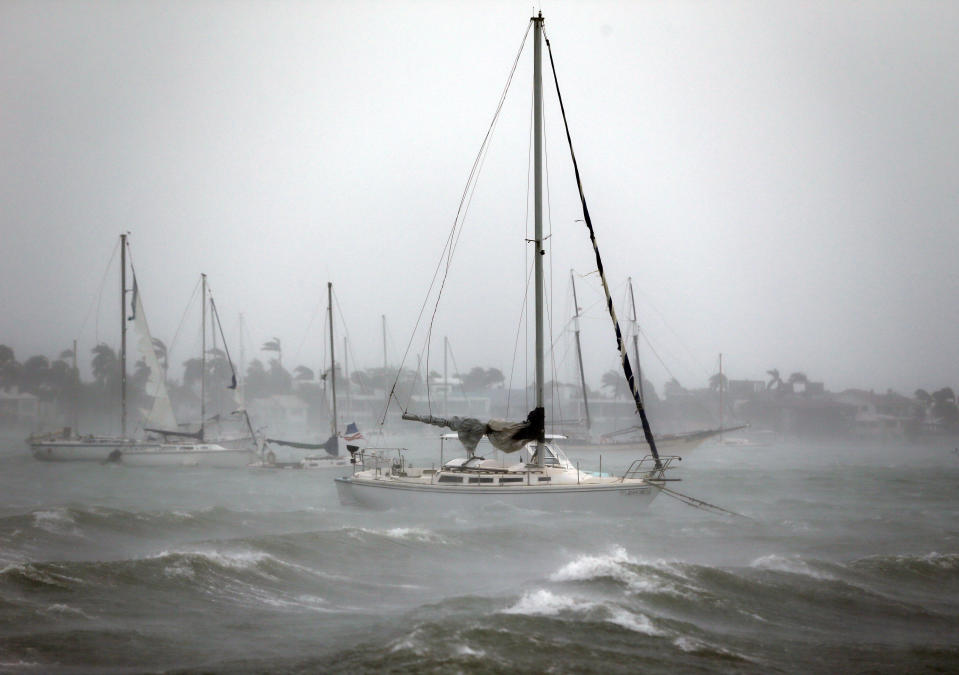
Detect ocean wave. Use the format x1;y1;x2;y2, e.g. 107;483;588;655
31;508;82;537
501;588;665;636
345;526;445;544
502;588;597;616
0;562;85;590
749;553;837;580
548;547;695;597
850;552;959;581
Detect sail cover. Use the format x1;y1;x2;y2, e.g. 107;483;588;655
130;283;178;431
402;407;544;455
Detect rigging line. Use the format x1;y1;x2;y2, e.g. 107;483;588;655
543;82;560;432
631;283;711;381
332;290;362;392
167;277;201;380
545;289;564;433
422;51;518;410
209;292;258;444
506;258;533;419
83;237;120;346
544;31;660;467
444;340;473;407
505;259;535;419
292;292;325;368
639;329;681;387
658;486;752;520
387;20;534;422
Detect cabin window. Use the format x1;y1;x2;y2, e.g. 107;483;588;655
438;475;462;484
468;476;481;484
538;476;551;482
479;477;494;484
500;477;523;483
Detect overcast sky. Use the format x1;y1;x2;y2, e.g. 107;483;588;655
2;0;958;396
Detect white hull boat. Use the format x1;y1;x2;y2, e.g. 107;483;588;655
107;443;256;468
30;435;160;462
336;443;671;514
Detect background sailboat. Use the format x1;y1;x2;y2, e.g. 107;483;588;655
28;234;164;461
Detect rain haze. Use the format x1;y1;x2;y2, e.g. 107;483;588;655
2;0;958;396
3;3;959;673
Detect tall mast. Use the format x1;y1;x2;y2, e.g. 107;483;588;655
570;270;591;432
627;277;644;402
200;273;206;441
120;233;127;437
328;282;338;436
533;12;545;467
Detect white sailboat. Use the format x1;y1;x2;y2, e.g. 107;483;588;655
29;234;163;461
336;13;677;512
116;274;257;467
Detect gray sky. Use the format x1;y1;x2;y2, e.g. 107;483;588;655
2;0;958;396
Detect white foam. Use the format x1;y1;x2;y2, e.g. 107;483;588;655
44;603;94;619
606;607;665;636
502;589;595;616
750;553;835;580
550;547;685;594
350;526;444;543
674;635;749;661
32;508;81;536
455;644;486;657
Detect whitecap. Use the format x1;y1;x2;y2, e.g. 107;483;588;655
501;588;595;616
549;547;688;595
606;607;665;635
43;603;94;620
455;644;486;657
749;553;835;580
348;526;444;543
32;508;81;536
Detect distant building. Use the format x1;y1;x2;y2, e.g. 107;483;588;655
0;387;39;425
727;380;765;397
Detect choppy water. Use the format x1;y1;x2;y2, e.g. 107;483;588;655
1;437;957;673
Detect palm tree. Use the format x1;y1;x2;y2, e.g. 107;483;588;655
91;344;118;389
294;365;314;381
20;355;49;394
932;387;958;427
601;370;630;398
261;338;282;366
709;372;728;392
765;368;782;391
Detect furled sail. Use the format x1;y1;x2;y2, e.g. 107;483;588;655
402;407;544;455
265;434;339;456
130;279;178;431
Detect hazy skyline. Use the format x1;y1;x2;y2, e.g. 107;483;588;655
2;0;958;397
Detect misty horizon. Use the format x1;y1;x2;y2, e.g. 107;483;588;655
2;1;958;399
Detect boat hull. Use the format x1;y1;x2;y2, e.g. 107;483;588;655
29;440;158;462
335;476;659;514
113;447;257;468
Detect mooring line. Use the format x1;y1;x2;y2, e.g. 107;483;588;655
658;486;752;520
